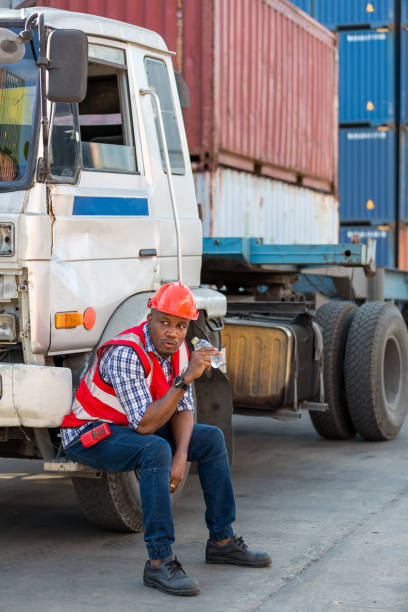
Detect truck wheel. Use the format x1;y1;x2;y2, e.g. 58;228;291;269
72;462;190;533
344;302;408;441
72;471;144;533
309;301;357;439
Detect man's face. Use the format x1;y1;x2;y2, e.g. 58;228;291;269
147;308;190;357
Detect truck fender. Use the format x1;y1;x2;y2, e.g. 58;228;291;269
96;291;152;350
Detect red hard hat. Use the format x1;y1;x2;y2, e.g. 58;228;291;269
148;282;199;320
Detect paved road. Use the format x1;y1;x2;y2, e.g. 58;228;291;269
1;414;408;612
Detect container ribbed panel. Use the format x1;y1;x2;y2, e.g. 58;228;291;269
288;0;312;15
401;30;408;124
339;127;396;223
399;129;408;222
314;0;396;29
398;224;408;270
194;168;339;244
215;0;337;187
402;2;408;25
339;30;395;125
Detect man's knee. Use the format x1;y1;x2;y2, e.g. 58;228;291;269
141;436;172;469
194;424;227;454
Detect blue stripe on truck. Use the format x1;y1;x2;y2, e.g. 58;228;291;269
73;196;149;216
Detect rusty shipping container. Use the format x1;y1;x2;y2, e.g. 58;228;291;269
36;0;338;193
195;168;339;243
399;224;408;271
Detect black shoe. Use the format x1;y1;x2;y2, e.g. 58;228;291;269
143;555;200;596
206;535;272;568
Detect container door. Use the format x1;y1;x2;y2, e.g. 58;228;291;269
339;30;395;126
339;127;395;223
47;41;160;354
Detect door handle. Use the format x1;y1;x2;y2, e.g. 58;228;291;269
139;248;157;257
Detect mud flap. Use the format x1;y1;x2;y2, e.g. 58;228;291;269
194;368;234;465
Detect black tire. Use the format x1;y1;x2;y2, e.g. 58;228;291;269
309;301;357;440
72;471;144;533
344;301;408;441
72;462;191;533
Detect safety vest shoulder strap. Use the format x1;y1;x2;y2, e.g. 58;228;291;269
178;341;189;374
97;325;153;382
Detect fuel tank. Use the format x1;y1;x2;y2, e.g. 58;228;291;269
222;314;321;411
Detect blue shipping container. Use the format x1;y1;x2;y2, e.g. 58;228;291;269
289;0;312;14
399;128;408;222
401;29;408;124
402;2;408;25
314;0;396;30
340;224;395;267
339;30;395;125
339;127;396;223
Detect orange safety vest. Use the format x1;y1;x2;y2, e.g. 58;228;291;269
61;322;189;429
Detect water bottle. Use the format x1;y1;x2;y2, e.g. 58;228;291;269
191;336;225;369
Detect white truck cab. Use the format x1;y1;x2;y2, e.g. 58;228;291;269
0;8;227;475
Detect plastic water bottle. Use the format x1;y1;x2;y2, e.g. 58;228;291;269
191;336;225;369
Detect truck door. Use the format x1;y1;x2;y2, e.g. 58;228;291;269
47;40;160;354
135;46;201;287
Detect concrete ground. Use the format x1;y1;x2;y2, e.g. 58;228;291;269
1;414;408;612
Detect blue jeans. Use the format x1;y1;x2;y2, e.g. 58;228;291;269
65;422;236;559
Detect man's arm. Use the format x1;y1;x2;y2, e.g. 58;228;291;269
136;385;191;434
169;409;194;492
137;347;217;434
104;344;219;435
101;346;190;434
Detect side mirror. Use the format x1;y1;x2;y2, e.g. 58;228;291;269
46;30;88;103
174;71;190;109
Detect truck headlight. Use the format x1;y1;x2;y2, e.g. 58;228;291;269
0;223;14;256
0;314;16;341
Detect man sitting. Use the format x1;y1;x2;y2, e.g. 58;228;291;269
61;282;271;597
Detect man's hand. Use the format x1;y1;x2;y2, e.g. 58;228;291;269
183;347;221;384
170;452;188;493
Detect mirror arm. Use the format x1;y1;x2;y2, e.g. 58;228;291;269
22;13;37;38
22;13;49;181
37;13;50;181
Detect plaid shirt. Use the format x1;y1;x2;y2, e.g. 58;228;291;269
61;323;193;448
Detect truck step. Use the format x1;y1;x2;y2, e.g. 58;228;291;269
43;459;102;478
300;402;328;412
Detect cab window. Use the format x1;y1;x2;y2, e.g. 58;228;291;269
0;29;38;189
144;57;185;175
79;44;137;174
49;103;80;181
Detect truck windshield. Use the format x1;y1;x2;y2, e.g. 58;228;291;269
0;27;38;188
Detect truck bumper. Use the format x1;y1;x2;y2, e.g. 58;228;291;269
0;363;72;427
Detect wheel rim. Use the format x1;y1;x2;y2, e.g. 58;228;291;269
382;335;402;413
